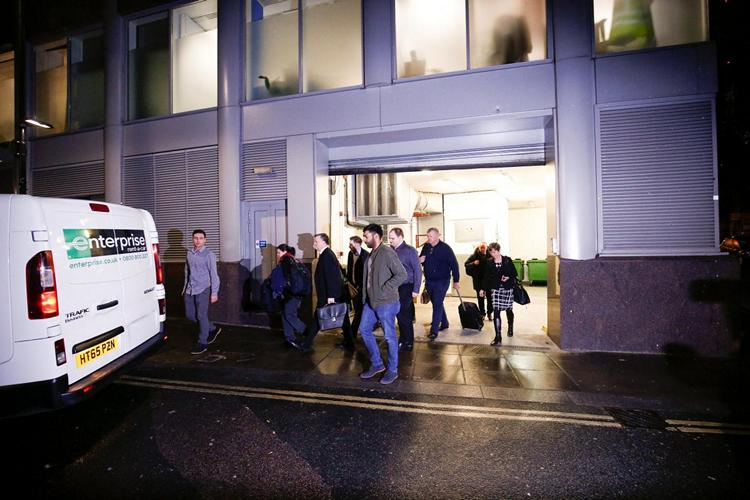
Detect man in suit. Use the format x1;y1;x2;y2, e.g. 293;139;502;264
344;236;369;349
300;233;352;350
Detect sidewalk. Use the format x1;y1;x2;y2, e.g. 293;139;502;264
144;319;750;421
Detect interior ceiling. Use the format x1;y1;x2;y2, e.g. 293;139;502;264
399;165;552;209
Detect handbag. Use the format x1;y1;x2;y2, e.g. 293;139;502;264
513;278;531;305
316;302;348;331
420;289;430;304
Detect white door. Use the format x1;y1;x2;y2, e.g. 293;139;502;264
243;200;287;302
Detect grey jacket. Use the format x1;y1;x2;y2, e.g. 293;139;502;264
361;243;407;309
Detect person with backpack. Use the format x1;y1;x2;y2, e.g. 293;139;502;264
272;244;309;349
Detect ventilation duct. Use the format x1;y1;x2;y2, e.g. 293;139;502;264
413;192;443;215
352;173;413;225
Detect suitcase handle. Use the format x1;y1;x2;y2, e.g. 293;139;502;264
453;288;466;309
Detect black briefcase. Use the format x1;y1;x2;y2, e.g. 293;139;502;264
316;302;348;331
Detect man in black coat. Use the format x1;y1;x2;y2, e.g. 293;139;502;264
344;236;369;349
464;242;490;319
300;233;352;350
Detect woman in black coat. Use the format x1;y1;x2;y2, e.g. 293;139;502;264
479;242;517;346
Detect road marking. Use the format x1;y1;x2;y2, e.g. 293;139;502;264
119;375;620;428
665;419;750;436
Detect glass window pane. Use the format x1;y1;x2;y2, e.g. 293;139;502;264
302;0;362;93
172;0;218;113
129;14;170;120
0;52;14;143
70;31;105;130
469;0;546;68
246;0;299;101
35;39;68;136
395;0;466;79
594;0;708;54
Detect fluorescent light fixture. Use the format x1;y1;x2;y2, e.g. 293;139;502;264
24;118;54;129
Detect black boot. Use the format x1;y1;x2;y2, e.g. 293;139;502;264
491;311;502;346
506;309;514;337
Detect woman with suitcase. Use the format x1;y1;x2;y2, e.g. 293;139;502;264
479;242;518;346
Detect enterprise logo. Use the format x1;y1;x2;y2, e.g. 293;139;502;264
64;229;147;260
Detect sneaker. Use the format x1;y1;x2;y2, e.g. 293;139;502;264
190;343;207;355
360;365;386;379
380;371;398;385
207;327;222;345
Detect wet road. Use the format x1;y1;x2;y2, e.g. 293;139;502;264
4;367;749;499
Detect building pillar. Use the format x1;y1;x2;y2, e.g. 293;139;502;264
363;0;392;87
103;0;123;203
552;0;597;260
217;0;242;262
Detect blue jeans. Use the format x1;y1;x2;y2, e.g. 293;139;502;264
426;279;450;334
359;299;401;374
281;297;306;341
185;289;215;345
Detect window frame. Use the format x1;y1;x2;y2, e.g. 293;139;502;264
391;0;553;83
242;0;365;104
125;0;219;124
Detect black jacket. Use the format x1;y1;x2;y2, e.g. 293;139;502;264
346;248;369;290
464;249;490;291
481;255;517;291
315;247;345;307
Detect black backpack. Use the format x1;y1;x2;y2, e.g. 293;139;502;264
288;260;312;296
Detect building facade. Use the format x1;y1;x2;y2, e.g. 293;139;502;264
8;0;738;355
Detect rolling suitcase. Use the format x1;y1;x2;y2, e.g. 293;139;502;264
456;291;484;331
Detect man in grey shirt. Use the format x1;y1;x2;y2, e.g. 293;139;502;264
389;227;422;352
184;229;221;354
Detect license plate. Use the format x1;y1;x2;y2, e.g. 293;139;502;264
75;336;120;368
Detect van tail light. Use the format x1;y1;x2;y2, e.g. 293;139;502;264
26;250;59;319
158;298;166;316
153;244;163;285
54;339;66;366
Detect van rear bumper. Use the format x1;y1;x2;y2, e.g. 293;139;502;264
1;326;166;418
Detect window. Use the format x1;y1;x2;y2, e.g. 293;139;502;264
246;0;362;101
395;0;547;79
594;0;708;54
129;1;218;120
129;14;170;119
69;31;105;131
172;0;218;113
35;39;68;136
33;32;106;137
0;51;13;143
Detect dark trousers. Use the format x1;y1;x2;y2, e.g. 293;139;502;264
350;296;364;342
475;290;488;314
281;297;306;342
425;279;450;334
303;305;352;348
396;283;415;346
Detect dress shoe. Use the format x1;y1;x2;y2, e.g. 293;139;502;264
286;339;302;350
428;331;438;341
438;324;449;331
335;342;355;351
398;342;413;352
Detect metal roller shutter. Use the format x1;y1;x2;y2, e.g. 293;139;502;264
598;100;718;256
122;146;220;261
32;161;105;199
241;139;287;201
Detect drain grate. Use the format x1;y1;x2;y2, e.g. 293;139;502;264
605;408;668;430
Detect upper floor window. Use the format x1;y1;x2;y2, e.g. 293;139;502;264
395;0;547;79
34;32;105;137
0;51;13;143
246;0;363;101
594;0;708;54
129;0;218;121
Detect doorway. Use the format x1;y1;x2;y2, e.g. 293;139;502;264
329;164;559;349
241;199;287;304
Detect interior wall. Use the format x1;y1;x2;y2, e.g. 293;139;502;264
508;207;547;260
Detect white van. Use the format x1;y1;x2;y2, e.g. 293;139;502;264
0;195;166;416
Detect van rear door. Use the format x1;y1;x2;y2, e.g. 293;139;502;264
42;199;130;385
109;205;161;351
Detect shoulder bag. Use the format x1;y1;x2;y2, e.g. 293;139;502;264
513;277;531;305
